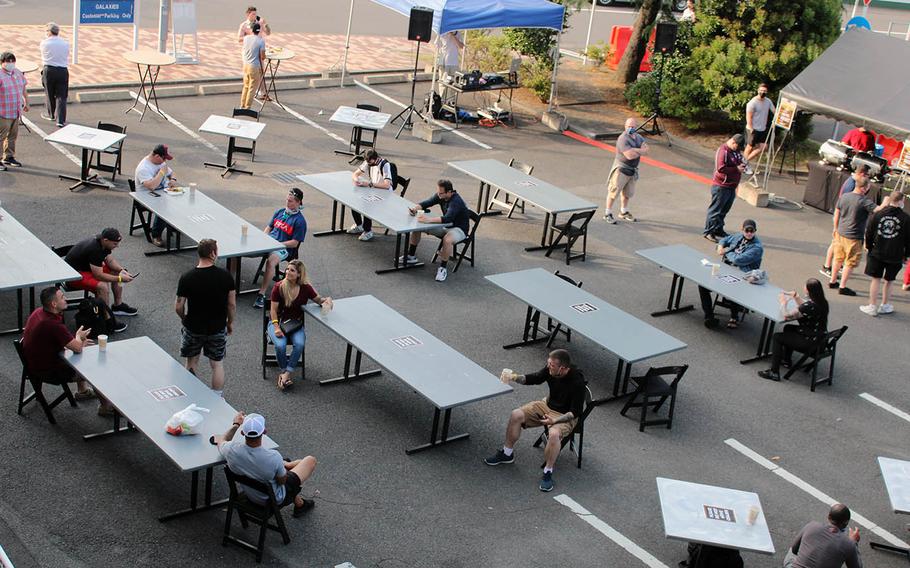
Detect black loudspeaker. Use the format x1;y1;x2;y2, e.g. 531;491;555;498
408;6;433;42
654;21;678;53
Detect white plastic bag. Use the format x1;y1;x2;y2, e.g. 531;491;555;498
165;403;210;436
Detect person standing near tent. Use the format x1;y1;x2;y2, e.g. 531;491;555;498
704;134;746;242
743;83;774;172
436;31;464;78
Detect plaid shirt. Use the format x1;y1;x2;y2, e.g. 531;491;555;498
0;68;27;119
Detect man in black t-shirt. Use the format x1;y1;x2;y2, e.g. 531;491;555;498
484;349;586;492
63;228;137;327
175;239;236;396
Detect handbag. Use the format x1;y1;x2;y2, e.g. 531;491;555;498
279;318;303;335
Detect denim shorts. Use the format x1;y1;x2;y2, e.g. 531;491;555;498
180;327;227;361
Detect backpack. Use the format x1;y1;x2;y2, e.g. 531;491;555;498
75;297;117;339
377;158;400;191
424;92;442;119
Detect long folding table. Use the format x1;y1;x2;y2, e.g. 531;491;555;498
486;268;686;397
297;171;448;274
448;159;598;253
636;244;786;364
0;208;80;334
870;456;910;558
64;336;277;522
43;124;127;191
303;295;512;454
200;114;266;177
129;188;283;293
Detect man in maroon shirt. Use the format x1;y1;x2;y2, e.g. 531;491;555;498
703;133;746;242
841;126;875;153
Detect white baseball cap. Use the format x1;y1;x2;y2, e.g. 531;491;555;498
240;413;266;438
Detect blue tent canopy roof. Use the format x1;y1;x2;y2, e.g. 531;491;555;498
370;0;565;34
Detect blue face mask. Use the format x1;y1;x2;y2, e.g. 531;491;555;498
628;127;636;135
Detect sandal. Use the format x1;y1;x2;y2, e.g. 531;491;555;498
276;373;293;391
726;319;739;329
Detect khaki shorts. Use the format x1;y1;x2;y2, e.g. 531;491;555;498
607;169;637;199
519;400;576;439
832;234;863;267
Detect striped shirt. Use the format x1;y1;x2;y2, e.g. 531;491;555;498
0;68;27;119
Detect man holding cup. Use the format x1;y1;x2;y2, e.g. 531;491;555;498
484;349;586;492
135;144;179;247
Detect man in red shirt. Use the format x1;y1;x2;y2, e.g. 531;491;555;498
841;126;875;153
703;134;746;242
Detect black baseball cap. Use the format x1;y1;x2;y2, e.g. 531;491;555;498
289;187;303;202
152;144;173;160
100;228;122;242
742;219;757;232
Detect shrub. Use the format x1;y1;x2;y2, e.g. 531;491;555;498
463;30;514;73
521;58;554;103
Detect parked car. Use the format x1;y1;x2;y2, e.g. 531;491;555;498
596;0;687;11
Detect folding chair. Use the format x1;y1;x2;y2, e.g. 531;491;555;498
127;178;153;242
431;210;481;272
89;121;126;182
542;270;581;347
783;326;847;391
620;365;689;432
222;466;291;563
14;339;78;425
252;242;301;287
489;158;532;218
544;209;596;265
231;108;260;161
261;300;305;381
351;103;380;154
533;385;603;469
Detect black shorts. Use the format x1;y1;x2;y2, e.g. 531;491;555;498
746;128;768;146
864;255;902;281
180;327;227;361
280;471;302;507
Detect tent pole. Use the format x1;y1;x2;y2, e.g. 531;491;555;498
851;0;858;18
760;94;783;192
547;32;562;113
583;0;596;65
340;0;355;87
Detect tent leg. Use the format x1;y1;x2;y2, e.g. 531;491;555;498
547;33;562;113
340;0;355;87
583;0;596;65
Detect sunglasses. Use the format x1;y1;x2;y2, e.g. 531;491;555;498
743;228;756;233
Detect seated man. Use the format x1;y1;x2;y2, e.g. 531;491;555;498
484;349;586;493
405;179;470;282
784;503;861;568
134;144;178;247
699;219;763;329
251;188;307;308
22;286;114;414
348;149;393;242
216;412;316;518
63;228;135;328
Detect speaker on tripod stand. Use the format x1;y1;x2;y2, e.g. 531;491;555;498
391;7;433;138
637;21;677;145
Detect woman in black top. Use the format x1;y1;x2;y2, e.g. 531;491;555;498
759;278;829;381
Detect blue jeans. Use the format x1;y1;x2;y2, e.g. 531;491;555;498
704;185;736;236
151;214;167;238
267;321;306;372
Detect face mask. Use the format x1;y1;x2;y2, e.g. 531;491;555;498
758;92;766;98
628;127;636;135
2;63;15;72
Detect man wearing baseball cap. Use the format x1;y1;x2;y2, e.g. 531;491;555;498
63;227;137;327
134;144;178;247
698;219;764;329
217;411;317;517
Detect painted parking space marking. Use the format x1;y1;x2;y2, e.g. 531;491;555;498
128;91;226;157
860;393;910;424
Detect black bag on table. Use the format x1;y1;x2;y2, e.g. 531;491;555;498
74;298;117;339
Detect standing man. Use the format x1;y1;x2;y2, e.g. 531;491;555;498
238;5;271;43
348;149;394;242
435;30;464;78
703;134;746;242
699;219;763;329
783;503;862;568
63;228;136;327
0;52;28;170
820;166;871;278
239;22;266;110
828;177;880;296
484;349;586;492
135;144;178;247
39;23;69;127
251;188;307;308
743;83;774;171
841;126;875;153
406;179;470;282
175;239;236;396
604;117;648;224
860;191;910;316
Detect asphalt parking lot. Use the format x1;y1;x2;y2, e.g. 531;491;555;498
0;81;908;568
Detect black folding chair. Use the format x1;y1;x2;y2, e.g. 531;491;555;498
431;210;482;272
545;209;596;265
261;300;305;382
127;178;153;242
783;326;847;391
231;108;260;161
620;365;689;432
489;158;532;218
351;103;380;154
222;466;291;563
14;339;78;425
533;385;605;469
89;121;126;182
252;243;301;287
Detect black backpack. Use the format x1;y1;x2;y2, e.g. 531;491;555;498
74;298;117;339
377;158;400;191
424;92;442;119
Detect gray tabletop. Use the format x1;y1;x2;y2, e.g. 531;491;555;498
486;268;686;364
637;244;786;322
656;477;775;555
131;189;284;258
44;123;126;152
64;336;277;472
297;171;447;234
199;114;266;141
448;159;597;215
878;456;910;515
330;106;392;130
304;295;512;410
0;208;81;292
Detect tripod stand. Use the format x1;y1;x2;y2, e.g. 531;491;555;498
637;48;671;147
391;40;427;139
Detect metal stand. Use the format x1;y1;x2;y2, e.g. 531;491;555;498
635;52;671;147
651;274;694;317
257;58;285;111
158;467;227;522
126;64;166;121
406;407;469;455
204;137;253;177
60;148;113;191
318;343;382;386
390;41;426;139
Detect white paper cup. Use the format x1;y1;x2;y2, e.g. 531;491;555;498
711;263;720;277
97;335;108;351
747;506;760;525
188;183;197;194
500;368;513;382
320;301;331;316
241;224;249;237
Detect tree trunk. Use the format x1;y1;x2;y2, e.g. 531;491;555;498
616;0;661;85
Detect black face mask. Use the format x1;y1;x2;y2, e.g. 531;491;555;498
759;92;767;98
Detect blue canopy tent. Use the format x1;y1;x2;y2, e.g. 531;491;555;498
340;0;566;110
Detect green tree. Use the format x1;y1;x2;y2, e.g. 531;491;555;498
503;0;585;64
616;0;663;85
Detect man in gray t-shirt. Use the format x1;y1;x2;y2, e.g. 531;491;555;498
783;503;862;568
604;117;648;224
744;83;775;165
829;177;881;296
239;22;265;109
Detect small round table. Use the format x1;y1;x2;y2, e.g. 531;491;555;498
259;48;295;110
123;49;176;121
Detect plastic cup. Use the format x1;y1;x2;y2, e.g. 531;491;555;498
500;368;513;383
747;505;760;525
188;183;197;194
711;263;720;277
97;335;108;351
241;224;249;237
321;301;332;316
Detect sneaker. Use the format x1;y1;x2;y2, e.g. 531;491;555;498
838;287;857;296
878;303;895;315
252;294;265;309
704;317;720;329
74;388;97;401
744;165;754;176
703;233;718;243
715;231;729;238
484;449;515;466
111;303;138;317
151;237;165;248
292;498;315;518
113;320;128;333
0;164;6;171
859;304;878;316
539;471;554;492
2;157;22;167
346;224;364;235
358;230;374;242
619;211;637;222
397;254;418;265
819;266;832;278
56;123;64;128
435;266;448;282
40;113;54;121
603;212;616;224
758;369;781;382
828;282;839;289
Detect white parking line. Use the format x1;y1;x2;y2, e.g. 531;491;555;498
272;101;348;144
353;80;493;150
21;117;82;166
554;494;670;568
725;438;909;548
859;393;910;424
128;92;226;157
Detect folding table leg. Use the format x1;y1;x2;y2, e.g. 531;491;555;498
406;408;470;455
503;305;560;349
375;233;425;275
319;343;382;385
314;201;348;237
740;318;775;365
158;466;229;522
651;274;694;317
82;410;136;441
